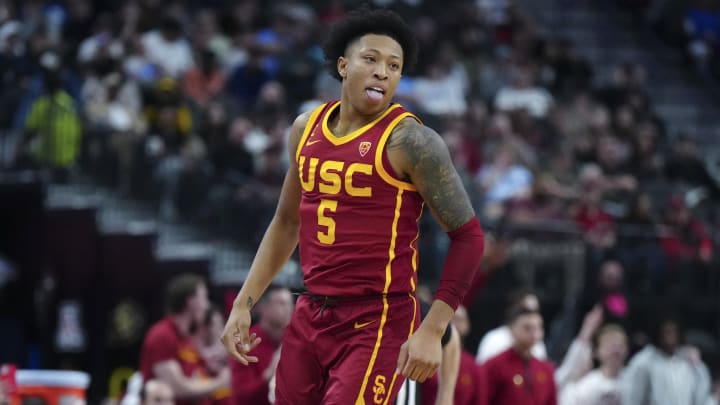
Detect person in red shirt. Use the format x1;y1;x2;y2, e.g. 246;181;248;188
221;6;485;405
139;273;229;405
193;305;232;405
481;305;557;405
230;285;294;405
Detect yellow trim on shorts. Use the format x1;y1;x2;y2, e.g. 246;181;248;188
383;293;418;405
354;188;404;405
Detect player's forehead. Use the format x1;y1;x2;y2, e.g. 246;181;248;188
348;33;403;60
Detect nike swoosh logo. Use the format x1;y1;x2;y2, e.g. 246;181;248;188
354;320;376;329
306;139;322;146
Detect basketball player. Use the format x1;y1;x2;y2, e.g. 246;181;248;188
221;7;485;404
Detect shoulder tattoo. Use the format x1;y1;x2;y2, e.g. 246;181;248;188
387;121;475;230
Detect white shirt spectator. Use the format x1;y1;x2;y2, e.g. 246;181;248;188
560;369;623;405
476;164;533;203
412;64;469;116
494;85;554;118
141;30;193;78
476;325;547;363
621;345;712;405
77;32;124;64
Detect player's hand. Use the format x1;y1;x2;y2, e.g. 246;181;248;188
221;306;262;365
396;325;442;382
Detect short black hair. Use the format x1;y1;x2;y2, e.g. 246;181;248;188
165;273;204;315
650;315;684;348
322;6;418;81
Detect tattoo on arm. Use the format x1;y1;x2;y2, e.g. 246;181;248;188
247;296;254;309
387;121;475;231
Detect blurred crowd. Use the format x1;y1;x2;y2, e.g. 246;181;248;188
1;0;720;403
631;0;720;81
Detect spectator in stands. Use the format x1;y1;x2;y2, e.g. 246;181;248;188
226;43;274;113
410;41;470;117
481;305;557;405
192;305;231;405
559;324;628;405
182;49;226;109
18;64;82;179
477;289;547;364
572;164;617;267
141;16;193;79
621;316;713;405
231;285;294;405
139;274;229;405
495;64;554;119
685;1;720;77
665;134;720;197
554;305;605;390
475;142;533;220
659;195;714;293
617;192;666;293
141;379;175;405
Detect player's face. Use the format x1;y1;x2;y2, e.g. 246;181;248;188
596;331;628;367
510;313;544;352
338;34;403;115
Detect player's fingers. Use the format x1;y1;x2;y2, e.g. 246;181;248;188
247;334;262;351
221;333;246;363
396;344;409;375
240;353;259;364
418;365;437;383
403;363;418;381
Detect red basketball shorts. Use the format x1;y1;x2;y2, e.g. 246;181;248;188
275;293;419;405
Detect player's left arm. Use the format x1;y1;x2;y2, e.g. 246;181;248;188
388;118;485;382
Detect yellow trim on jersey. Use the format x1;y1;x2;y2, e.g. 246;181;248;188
295;102;328;162
409;204;424;280
355;188;404;405
383;293;418;405
322;103;402;146
375;113;421;191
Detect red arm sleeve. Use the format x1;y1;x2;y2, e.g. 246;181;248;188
434;216;485;310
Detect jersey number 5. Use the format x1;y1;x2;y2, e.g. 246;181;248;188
317;198;337;244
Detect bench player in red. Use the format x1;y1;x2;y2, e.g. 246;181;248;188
221;7;485;404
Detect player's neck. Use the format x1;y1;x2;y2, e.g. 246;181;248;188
331;97;389;138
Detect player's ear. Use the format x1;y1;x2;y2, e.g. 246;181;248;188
337;56;347;79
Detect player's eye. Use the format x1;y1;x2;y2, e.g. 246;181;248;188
364;56;376;63
390;63;400;71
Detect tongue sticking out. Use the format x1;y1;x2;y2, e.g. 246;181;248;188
366;88;384;102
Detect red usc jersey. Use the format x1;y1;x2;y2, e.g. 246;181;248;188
296;101;423;297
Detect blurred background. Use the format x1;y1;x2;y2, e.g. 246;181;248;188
1;0;720;403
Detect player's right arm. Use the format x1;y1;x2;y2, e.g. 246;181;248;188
221;111;309;365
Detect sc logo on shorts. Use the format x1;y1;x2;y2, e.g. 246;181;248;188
372;375;387;404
